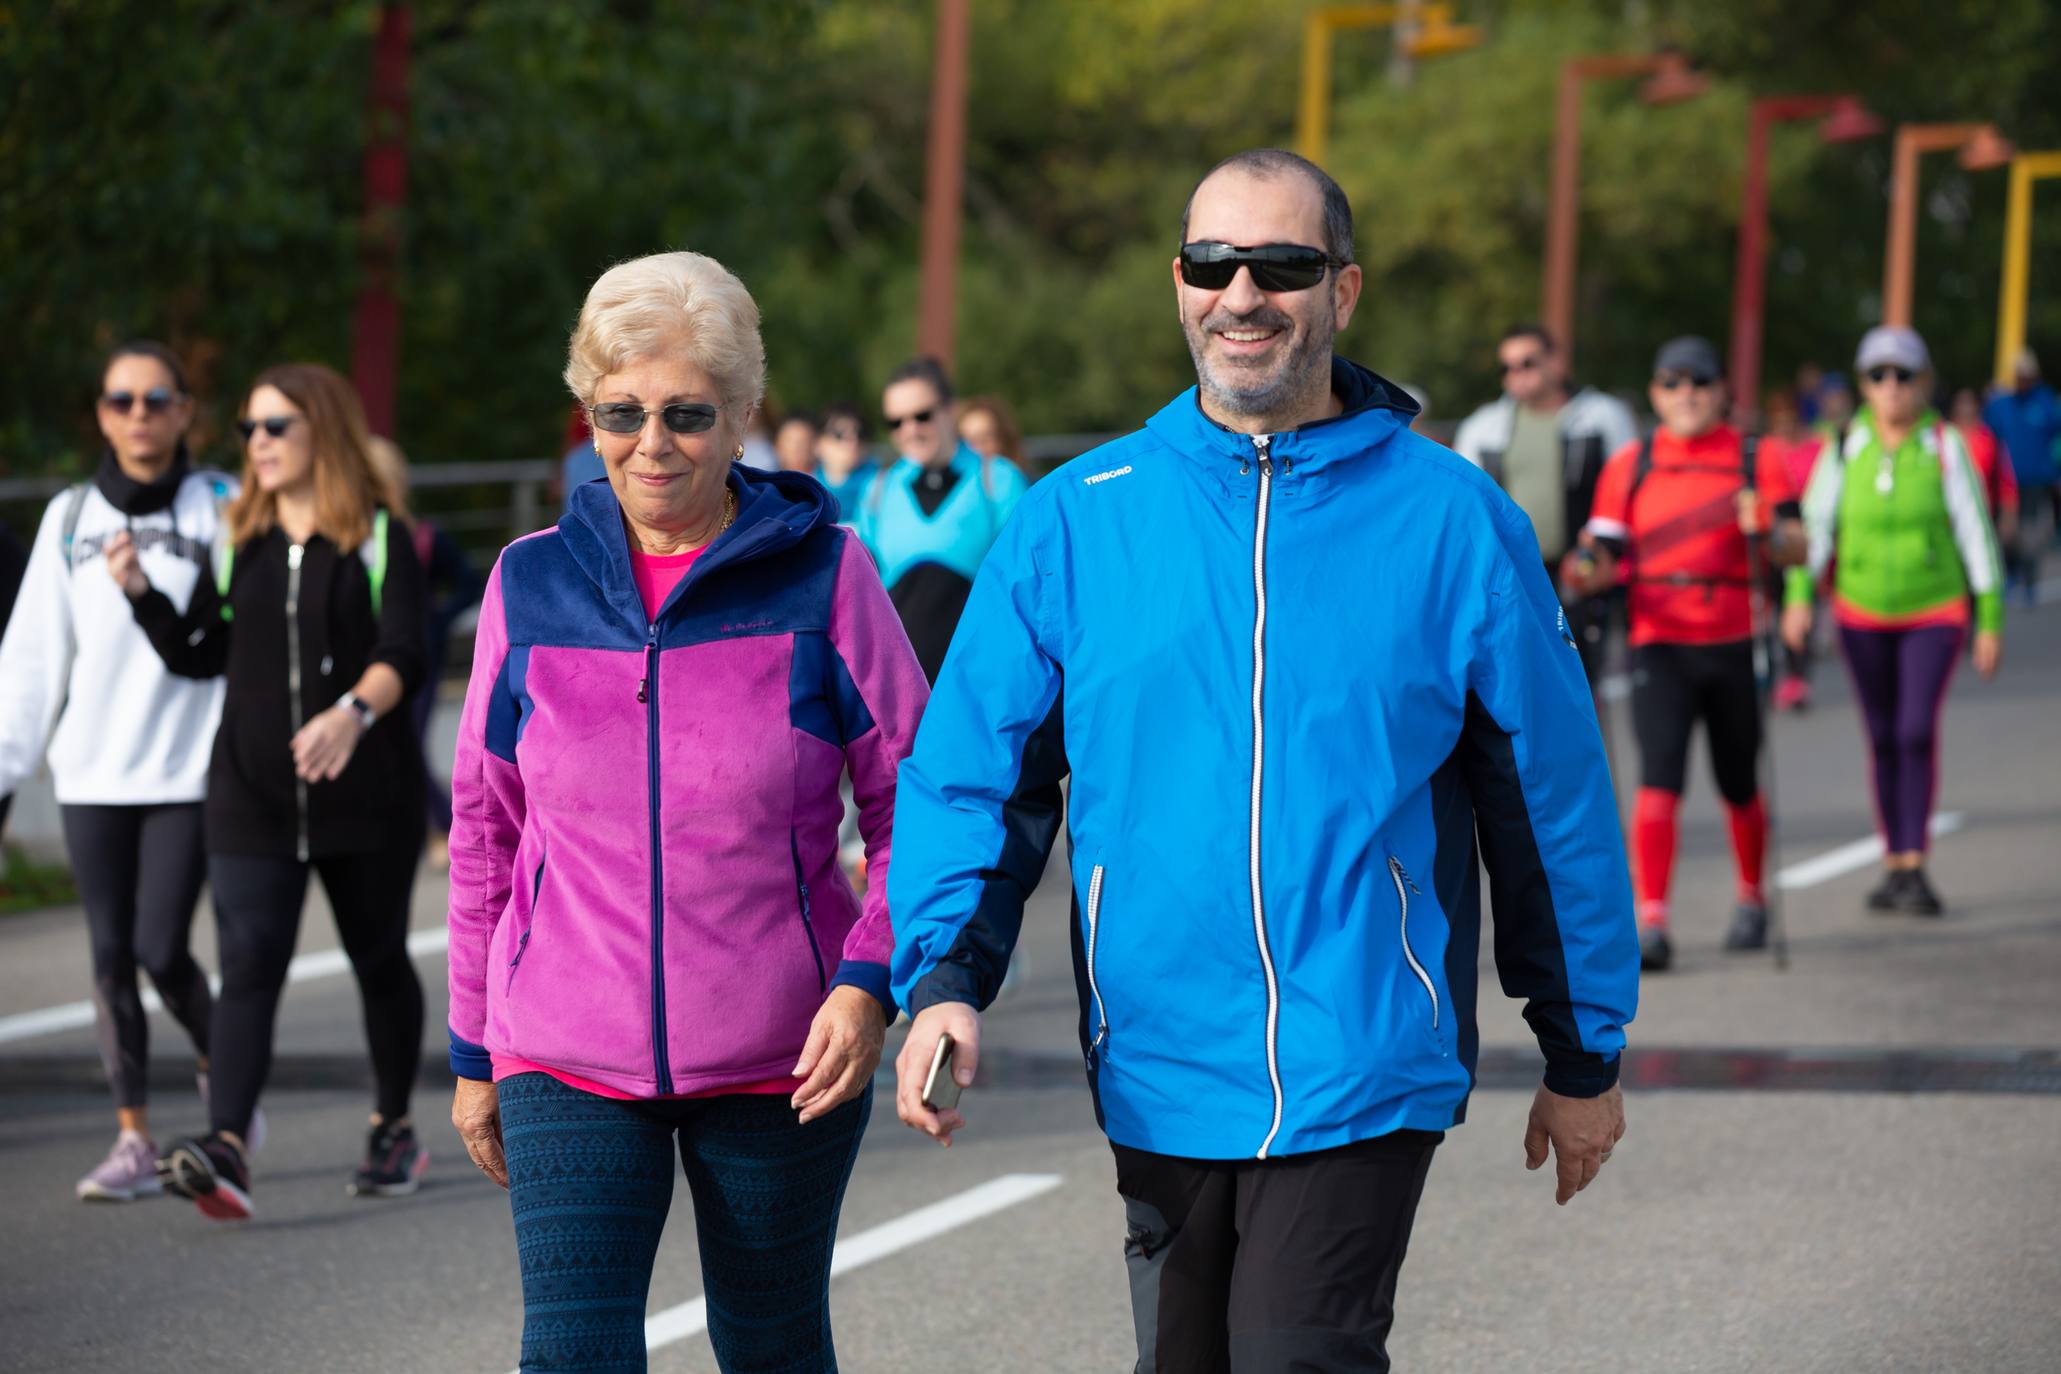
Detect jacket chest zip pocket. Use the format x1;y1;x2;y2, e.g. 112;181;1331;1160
790;832;827;993
1389;857;1445;1048
507;844;547;994
1083;863;1111;1067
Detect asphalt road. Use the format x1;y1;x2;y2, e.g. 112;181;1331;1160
2;603;2057;1373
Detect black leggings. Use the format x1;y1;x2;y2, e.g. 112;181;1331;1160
206;844;424;1138
60;803;213;1110
1628;639;1762;803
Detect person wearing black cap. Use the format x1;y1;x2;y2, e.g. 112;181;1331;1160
1566;337;1806;970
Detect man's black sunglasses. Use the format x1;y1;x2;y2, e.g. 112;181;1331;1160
887;408;937;430
236;415;299;440
1653;372;1718;391
102;388;177;415
1178;242;1341;293
1864;365;1916;386
589;401;721;435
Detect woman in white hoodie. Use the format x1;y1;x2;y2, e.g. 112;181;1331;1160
0;342;245;1201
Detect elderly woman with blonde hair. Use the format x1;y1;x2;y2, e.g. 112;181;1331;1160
445;251;928;1372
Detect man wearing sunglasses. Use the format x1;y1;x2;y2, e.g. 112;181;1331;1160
1566;337;1805;971
1453;326;1637;685
889;149;1636;1372
855;356;1028;682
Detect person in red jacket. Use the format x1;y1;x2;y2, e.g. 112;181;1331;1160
1565;338;1806;971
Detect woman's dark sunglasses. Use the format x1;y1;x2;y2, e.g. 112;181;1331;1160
887;408;936;430
1653;372;1718;391
1865;365;1917;385
235;415;299;440
101;388;177;415
1178;242;1339;293
590;401;720;435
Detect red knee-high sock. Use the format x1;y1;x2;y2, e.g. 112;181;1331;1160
1632;787;1680;927
1725;795;1768;905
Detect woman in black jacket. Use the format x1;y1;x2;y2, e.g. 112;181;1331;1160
108;362;429;1221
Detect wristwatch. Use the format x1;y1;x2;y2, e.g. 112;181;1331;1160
337;691;378;731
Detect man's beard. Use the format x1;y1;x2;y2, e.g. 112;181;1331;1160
1184;302;1334;419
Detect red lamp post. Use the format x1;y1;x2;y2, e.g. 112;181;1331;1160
1727;94;1882;425
349;4;411;439
915;0;972;371
1541;51;1707;366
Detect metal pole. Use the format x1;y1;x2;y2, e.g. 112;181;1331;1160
1542;59;1585;361
1297;11;1333;164
1883;127;1924;328
1730;102;1777;428
1995;153;2061;384
915;0;971;370
350;4;410;438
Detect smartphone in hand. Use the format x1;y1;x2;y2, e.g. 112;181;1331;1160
920;1033;961;1112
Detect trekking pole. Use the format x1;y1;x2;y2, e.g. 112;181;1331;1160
1745;528;1791;971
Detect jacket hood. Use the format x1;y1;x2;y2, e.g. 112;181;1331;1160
559;463;835;627
95;443;192;516
1145;357;1419;469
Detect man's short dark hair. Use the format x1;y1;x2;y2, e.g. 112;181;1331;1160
1180;149;1355;266
820;400;869;440
1499;323;1558;355
884;355;954;404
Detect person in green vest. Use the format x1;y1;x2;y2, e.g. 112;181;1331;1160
1782;326;2003;916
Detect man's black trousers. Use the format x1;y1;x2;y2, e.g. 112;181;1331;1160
1112;1128;1442;1373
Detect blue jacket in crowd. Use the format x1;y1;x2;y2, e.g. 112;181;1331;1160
1984;382;2061;490
889;358;1639;1161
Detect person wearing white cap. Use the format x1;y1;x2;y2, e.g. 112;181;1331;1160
1783;326;2004;916
1982;346;2060;605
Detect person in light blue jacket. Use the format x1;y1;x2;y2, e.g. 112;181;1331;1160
856;356;1028;681
887;149;1638;1373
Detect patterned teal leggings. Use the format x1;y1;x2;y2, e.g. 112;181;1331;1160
498;1071;871;1373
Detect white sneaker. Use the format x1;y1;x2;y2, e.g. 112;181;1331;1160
77;1131;162;1202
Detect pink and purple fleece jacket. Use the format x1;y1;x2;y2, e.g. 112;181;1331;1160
447;468;928;1097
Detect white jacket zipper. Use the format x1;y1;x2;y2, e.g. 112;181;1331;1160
285;542;310;863
1390;857;1438;1029
1083;863;1109;1065
1248;435;1285;1159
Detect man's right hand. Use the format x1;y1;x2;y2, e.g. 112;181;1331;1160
894;1001;981;1147
1781;601;1812;655
105;531;149;599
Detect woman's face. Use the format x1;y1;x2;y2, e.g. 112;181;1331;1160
242;384;317;496
97;354;193;471
591;349;740;548
774;418;818;473
958;407;1001;459
1862;367;1927;428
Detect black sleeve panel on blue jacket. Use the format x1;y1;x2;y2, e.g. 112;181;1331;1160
1455;690;1621;1097
904;687;1068;1014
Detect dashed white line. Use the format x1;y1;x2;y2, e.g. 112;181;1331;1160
506;1171;1065;1372
0;927;449;1045
1777;812;1964;890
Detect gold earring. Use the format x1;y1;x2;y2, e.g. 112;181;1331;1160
734;445;744;460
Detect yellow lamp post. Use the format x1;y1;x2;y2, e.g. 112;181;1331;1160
1995;151;2061;385
1297;3;1482;167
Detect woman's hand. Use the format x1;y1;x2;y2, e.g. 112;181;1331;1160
105;531;150;599
791;985;887;1124
291;706;365;782
1973;630;2002;680
452;1077;507;1189
1781;602;1812;655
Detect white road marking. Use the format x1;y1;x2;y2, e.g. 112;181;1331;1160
1777;812;1964;890
0;927;449;1045
502;1172;1065;1372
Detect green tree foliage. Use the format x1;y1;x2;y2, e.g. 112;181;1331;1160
3;0;2058;478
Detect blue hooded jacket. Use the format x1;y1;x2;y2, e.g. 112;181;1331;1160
889;359;1639;1161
